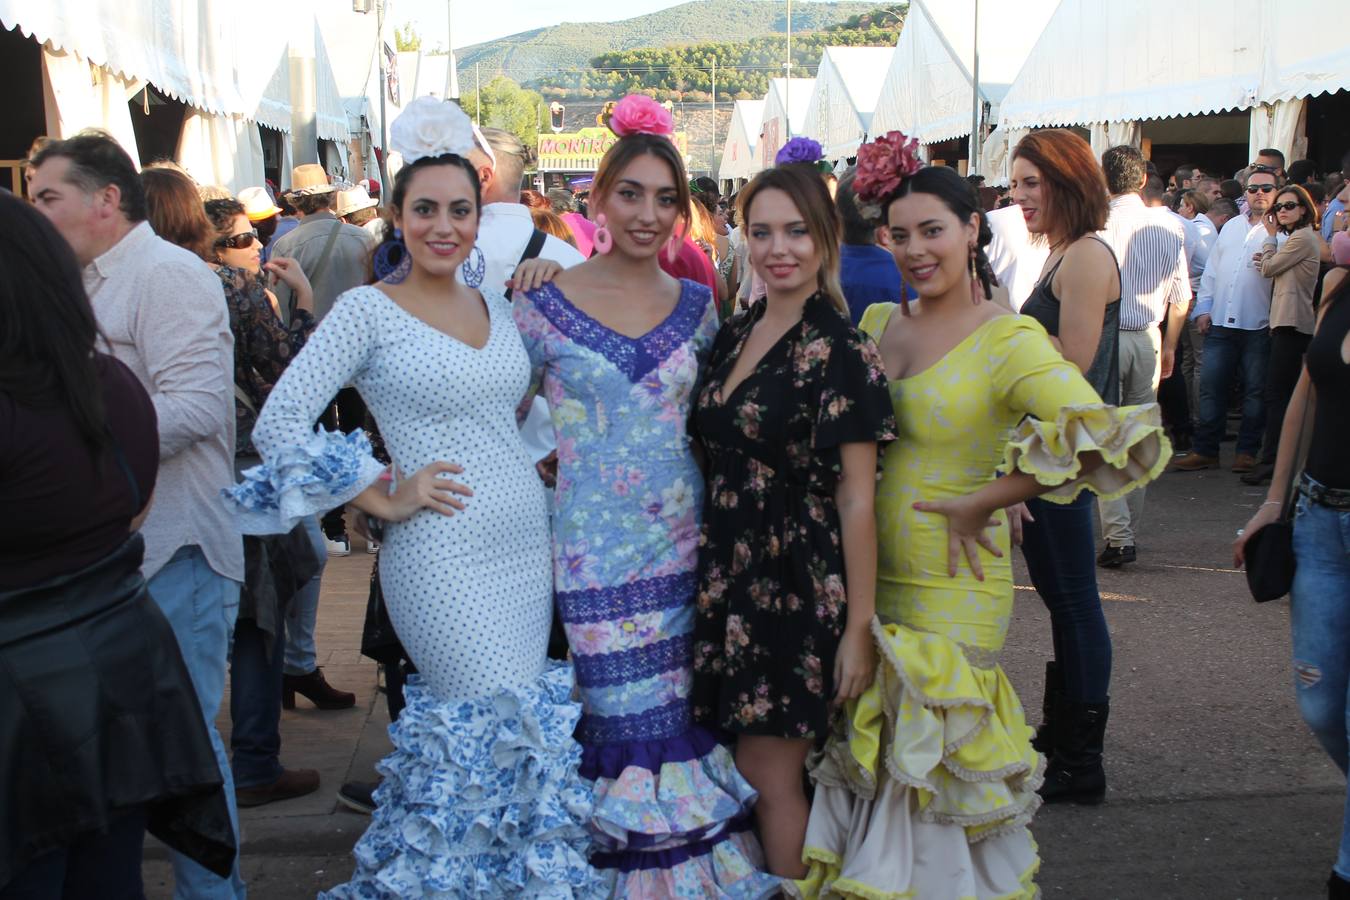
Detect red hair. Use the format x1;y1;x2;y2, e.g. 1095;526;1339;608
1011;129;1109;243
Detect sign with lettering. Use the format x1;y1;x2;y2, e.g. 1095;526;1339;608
538;127;689;172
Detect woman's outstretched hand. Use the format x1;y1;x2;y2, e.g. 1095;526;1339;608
507;259;563;294
912;494;1003;581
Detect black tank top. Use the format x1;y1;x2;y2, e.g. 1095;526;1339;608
1020;237;1122;405
1305;283;1350;488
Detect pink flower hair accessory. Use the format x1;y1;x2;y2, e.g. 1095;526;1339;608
853;130;923;221
607;95;675;138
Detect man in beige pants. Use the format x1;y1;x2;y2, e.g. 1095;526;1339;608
1095;146;1190;567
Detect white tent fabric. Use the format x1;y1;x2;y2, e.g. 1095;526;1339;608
871;0;1057;145
240;44;293;134
718;99;765;183
800;47;894;159
1089;121;1142;159
758;77;815;169
313;23;350;143
995;0;1350;131
1;0;248;116
176;110;266;194
1249;99;1307;164
40;46;142;162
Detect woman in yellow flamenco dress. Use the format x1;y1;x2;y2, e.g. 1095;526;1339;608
795;138;1171;898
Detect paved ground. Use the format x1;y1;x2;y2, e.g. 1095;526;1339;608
143;443;1343;899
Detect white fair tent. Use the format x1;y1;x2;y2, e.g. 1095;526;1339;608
994;0;1350;164
800;46;894;160
758;77;815;170
871;0;1058;154
718;98;765;184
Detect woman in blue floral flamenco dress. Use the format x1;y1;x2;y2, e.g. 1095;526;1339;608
512;95;781;897
225;97;600;898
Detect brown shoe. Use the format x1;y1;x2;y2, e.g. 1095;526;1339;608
283;667;356;710
1231;453;1258;473
1170;454;1219;472
235;768;321;808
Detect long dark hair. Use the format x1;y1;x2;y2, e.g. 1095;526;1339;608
884;165;997;302
0;191;108;446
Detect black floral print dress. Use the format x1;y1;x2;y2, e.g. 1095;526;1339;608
690;292;895;739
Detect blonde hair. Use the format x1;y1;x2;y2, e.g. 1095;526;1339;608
737;165;848;315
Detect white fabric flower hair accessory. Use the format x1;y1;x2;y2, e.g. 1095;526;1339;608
389;96;476;165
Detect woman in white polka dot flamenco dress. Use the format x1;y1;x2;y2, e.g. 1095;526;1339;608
225;98;603;898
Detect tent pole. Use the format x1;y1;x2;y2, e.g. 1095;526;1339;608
969;0;980;172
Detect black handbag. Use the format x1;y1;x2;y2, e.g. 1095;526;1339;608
1243;401;1312;603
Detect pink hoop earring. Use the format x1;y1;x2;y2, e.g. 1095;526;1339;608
665;237;681;265
592;213;613;255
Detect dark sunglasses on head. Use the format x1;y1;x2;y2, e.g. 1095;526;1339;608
216;230;259;249
1273;200;1303;212
1246;184;1276;194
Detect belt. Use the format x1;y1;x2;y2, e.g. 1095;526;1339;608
1300;474;1350;510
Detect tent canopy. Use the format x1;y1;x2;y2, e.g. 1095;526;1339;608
995;0;1350;130
758;77;815;168
800;46;894;159
719;98;765;182
313;23;349;143
871;0;1057;144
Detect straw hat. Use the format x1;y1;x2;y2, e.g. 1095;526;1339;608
335;184;378;218
287;163;334;197
238;186;283;221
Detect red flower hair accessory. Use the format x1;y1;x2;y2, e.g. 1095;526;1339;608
853;130;923;221
607;95;675;138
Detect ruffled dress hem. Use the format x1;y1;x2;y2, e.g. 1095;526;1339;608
319;663;605;899
1002;401;1172;504
224;428;386;535
581;722;783;898
791;619;1040;899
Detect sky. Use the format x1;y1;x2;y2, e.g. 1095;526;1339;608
395;0;695;51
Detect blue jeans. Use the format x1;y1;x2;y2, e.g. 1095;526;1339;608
1289;493;1350;880
1195;325;1269;458
230;613;285;789
146;546;246;900
1020;493;1112;703
283;516;328;676
0;808;146;899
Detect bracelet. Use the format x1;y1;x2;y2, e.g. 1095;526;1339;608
1260;500;1281;508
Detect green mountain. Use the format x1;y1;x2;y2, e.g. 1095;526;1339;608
455;0;880;88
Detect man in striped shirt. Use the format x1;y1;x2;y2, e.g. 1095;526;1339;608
1094;146;1190;568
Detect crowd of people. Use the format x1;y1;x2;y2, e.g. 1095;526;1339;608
1;85;1347;899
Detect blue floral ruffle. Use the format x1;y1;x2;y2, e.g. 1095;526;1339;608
320;663;606;899
222;428;386;535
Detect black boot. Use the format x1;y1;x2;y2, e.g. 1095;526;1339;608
1330;870;1350;899
1038;700;1108;805
1031;661;1064;755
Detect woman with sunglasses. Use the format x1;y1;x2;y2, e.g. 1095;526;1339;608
207;199;314;323
1245;185;1323;485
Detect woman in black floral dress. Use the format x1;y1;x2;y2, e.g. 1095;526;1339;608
690;163;895;879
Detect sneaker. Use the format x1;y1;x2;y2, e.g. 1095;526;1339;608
1097;545;1137;568
325;534;351;557
337;779;380;815
366;538;380;554
236;768;321;808
1170;454;1219;472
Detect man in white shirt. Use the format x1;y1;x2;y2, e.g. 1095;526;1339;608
985;203;1049;311
1178;197;1221;434
1173;167;1279;472
29;133;246;899
1094;147;1190;567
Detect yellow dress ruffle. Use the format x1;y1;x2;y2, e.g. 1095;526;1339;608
793;620;1041;900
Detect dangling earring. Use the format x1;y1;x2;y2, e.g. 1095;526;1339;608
592;213;613;255
461;246;486;288
374;228;412;284
969;244;982;306
665;236;681;265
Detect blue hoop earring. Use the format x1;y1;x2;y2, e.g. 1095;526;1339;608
373;228;411;284
460;246;486;288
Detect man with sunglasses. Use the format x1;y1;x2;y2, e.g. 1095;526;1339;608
1174;165;1280;472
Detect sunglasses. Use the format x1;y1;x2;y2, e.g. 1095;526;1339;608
1245;184;1276;194
1273;200;1303;213
217;230;259;250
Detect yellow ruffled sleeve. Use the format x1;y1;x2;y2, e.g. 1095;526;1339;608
992;316;1172;504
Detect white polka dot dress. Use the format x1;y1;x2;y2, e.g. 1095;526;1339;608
235;284;603;896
